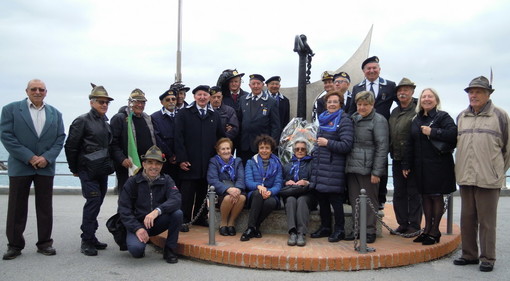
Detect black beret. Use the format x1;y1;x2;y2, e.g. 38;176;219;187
266;76;281;84
210;86;222;95
249;74;265;82
361;56;379;69
192;85;210;95
333;71;351;83
159;88;177;101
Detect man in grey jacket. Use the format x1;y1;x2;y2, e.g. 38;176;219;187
453;76;510;272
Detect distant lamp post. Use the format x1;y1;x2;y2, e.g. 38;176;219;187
293;34;314;118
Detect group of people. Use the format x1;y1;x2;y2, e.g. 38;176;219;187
1;56;508;272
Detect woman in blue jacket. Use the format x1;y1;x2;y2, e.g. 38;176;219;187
207;138;246;236
240;135;283;241
310;91;354;242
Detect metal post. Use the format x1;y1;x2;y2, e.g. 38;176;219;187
359;189;367;254
208;186;216;245
447;193;453;235
175;0;183;83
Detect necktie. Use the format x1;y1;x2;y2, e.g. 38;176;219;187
233;93;238;103
369;82;375;95
200;109;205;117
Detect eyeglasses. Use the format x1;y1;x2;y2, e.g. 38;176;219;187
165;97;176;102
132;100;146;105
334;80;348;84
29;88;46;92
95;100;110;105
294;147;307;152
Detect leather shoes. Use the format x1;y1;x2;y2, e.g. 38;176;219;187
81;242;97;256
366;233;376;244
391;225;408;235
37;246;56;256
405;227;420;237
3;248;21;260
240;227;255;241
219;226;229;236
94;240;108;250
296;233;306;247
413;233;427;243
328;230;345;242
253;229;262;238
453;257;480;266
479;261;493;272
287;232;297;246
164;247;178;264
180;224;190;232
311;227;331;238
227;226;236;236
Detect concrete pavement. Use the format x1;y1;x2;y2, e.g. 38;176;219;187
0;194;509;280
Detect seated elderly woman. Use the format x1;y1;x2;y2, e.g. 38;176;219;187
207;138;246;236
282;140;314;247
346;91;389;244
240;134;283;241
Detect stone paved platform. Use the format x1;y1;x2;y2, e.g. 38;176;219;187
151;204;461;271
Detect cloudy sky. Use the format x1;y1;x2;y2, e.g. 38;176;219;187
1;0;509;129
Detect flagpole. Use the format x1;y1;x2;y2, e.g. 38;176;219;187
175;0;183;83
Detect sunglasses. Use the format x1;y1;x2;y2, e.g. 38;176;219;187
29;88;46;92
95;100;110;105
294;147;307;152
165;97;177;102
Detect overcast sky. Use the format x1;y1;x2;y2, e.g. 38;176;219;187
1;0;509;130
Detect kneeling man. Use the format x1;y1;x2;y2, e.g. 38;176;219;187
118;145;183;263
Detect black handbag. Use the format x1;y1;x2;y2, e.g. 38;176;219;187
430;139;455;155
83;148;114;177
105;213;127;251
279;185;310;198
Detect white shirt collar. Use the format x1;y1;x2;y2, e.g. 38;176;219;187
27;98;45;110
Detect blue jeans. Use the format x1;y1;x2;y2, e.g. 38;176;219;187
126;210;183;258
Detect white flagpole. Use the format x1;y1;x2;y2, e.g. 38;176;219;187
175;0;183;83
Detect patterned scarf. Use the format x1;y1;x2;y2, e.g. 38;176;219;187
289;155;312;181
253;154;281;185
318;109;343;132
215;155;236;182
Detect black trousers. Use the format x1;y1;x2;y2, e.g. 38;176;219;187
378;162;388;204
126;210;183;258
247;192;277;229
180;178;208;223
114;166;128;194
314;190;345;232
392;161;422;229
6;175;54;250
78;171;108;242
